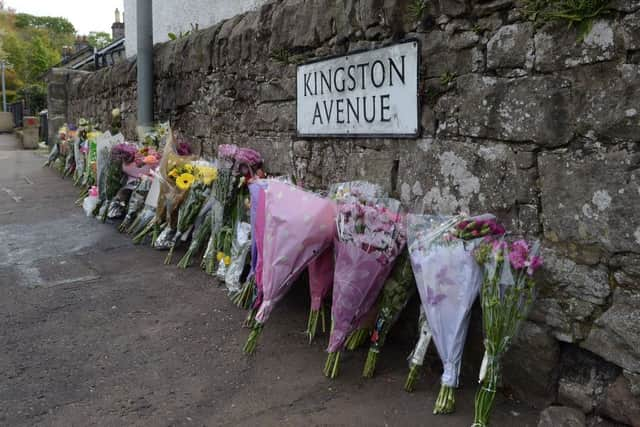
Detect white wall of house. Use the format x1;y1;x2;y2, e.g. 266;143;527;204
124;0;270;58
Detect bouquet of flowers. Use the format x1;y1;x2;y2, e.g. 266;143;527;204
176;198;212;268
134;131;196;245
105;142;138;220
224;221;252;294
472;239;542;427
119;176;153;232
152;155;195;249
116;145;160;231
404;307;434;392
243;180;336;355
203;145;263;276
232;180;267;309
324;198;406;378
306;247;334;343
44;125;67;168
128;173;161;236
72;119;89;186
94;132;124;218
407;214;505;414
305;181;386;344
362;250;416;378
164;160;217;264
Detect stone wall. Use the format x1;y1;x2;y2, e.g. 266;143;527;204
57;0;640;423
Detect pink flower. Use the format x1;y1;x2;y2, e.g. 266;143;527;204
527;255;543;276
508;240;530;270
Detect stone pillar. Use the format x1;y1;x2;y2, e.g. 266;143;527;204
44;68;90;144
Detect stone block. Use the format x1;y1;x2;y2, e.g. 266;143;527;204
582;289;640;374
397;137;535;231
439;74;575;146
600;374;640;426
538;406;586;427
487;22;534;69
502;321;560;408
530;247;610;342
534;20;620;72
538;146;640;253
566;63;640;142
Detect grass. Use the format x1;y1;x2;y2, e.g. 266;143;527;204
522;0;611;41
407;0;427;22
439;71;457;86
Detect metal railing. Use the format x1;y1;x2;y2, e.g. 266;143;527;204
7;100;24;128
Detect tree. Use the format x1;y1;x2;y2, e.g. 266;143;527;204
87;31;112;49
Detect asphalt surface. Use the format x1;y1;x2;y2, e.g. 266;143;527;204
0;133;539;426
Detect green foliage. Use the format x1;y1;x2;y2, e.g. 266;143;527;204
168;23;199;41
522;0;611;41
440;71;457;86
407;0;427;22
269;48;291;64
14;13;75;35
17;84;47;113
87;31;112;49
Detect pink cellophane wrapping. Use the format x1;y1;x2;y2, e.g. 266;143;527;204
308;246;334;311
254;180;337;323
327;240;394;352
253;183;267;309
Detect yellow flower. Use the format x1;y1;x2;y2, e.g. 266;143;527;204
198;166;218;185
216;251;224;261
184;163;194;173
223;255;231;266
176;172;195;190
168;168;178;178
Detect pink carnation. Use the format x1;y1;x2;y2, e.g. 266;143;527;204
508;240;530;270
527;255;543;276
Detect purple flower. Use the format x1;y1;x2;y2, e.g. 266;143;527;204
218;144;238;160
176;141;192;156
111;143;137;163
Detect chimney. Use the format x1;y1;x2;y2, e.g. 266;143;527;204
74;35;89;52
111;8;125;40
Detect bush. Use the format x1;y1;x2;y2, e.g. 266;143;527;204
17;84;47;114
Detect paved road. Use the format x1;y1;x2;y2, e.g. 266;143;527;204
0;133;538;426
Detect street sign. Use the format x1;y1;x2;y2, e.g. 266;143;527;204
296;40;419;138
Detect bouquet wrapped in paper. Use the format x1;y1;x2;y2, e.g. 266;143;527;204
128;173;161;236
164;160;217;264
303;181;387;343
105;142;139;220
324;197;406;378
362;250;416;378
134;131;197;245
407;214;505;414
94;132;125;219
472;238;542;427
203;145;263;276
243;180;337;355
233;180;267;309
404;307;434;392
305;247;334;342
117;144;161;231
177;197;213;268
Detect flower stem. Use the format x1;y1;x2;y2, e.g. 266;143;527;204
243;323;263;355
323;351;341;378
433;384;456;414
362;348;378;378
404;363;421;392
473;361;499;426
306;308;319;343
